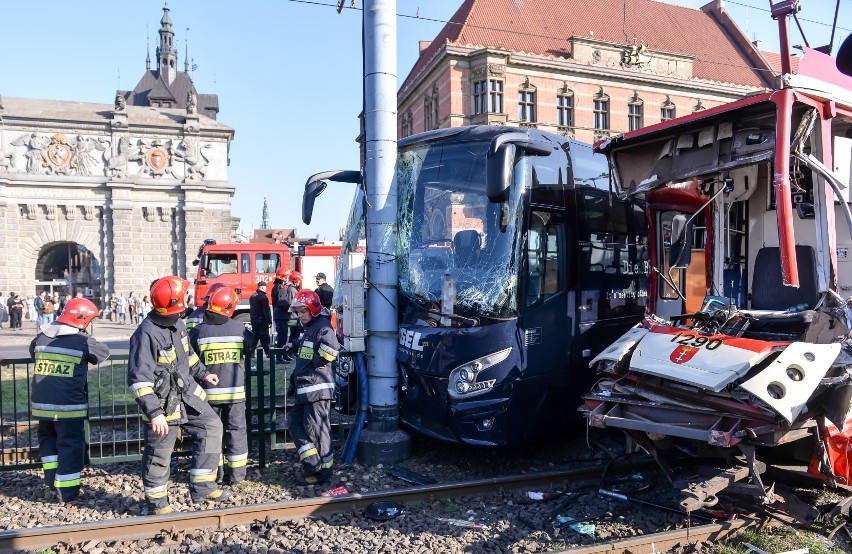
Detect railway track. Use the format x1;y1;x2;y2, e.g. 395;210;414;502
0;460;756;553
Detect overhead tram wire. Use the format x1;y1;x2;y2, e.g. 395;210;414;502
282;0;848;83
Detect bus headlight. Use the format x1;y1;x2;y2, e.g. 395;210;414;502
448;348;512;399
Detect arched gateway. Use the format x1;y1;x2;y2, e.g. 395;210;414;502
35;242;103;306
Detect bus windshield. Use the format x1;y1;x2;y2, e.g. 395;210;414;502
397;140;526;319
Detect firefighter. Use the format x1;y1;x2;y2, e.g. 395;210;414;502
283;289;341;485
128;275;230;514
185;282;227;330
188;285;252;485
248;281;272;357
284;271;303;345
30;298;110;502
271;268;293;363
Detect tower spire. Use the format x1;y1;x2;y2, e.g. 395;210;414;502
146;24;151;70
261;196;270;230
184;26;190;73
156;2;177;85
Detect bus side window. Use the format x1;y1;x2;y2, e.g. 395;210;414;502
527;210;564;306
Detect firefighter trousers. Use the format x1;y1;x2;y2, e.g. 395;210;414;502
141;402;223;509
211;402;248;484
288;399;333;476
38;420;85;501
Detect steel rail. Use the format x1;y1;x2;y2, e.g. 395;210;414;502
0;460;673;551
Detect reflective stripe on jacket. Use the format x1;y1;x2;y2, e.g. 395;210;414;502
29;325;110;421
290;315;341;403
189;317;249;404
128;318;210;424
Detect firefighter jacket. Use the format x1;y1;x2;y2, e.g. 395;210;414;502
272;280;290;321
128;316;210;424
249;290;272;326
189;313;251;404
29;324;110;420
185;306;206;330
289;314;341;403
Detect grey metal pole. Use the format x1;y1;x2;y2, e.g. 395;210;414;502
357;0;411;464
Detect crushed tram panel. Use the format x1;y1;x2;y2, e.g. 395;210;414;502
581;30;852;513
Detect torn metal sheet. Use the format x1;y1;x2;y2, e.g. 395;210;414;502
739;342;841;424
589;326;648;367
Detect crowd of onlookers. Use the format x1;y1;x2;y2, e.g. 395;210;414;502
0;290;155;330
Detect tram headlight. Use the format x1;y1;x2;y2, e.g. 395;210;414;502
448;347;512;399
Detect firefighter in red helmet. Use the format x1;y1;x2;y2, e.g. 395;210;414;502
30;298;110;502
271;267;293;363
283;289;341;484
189;286;252;485
186;282;227;330
128;276;230;514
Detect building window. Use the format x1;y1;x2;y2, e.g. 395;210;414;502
661;96;676;121
431;85;440;129
593;89;609;130
518;89;536;122
401;111;413;138
557;90;574;127
424;94;434;131
627;92;643;131
474;79;503;114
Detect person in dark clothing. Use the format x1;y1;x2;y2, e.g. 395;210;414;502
9;294;24;330
314;273;334;309
128;275;230;515
189;285;252;485
30;298;110;502
284;289;341;485
248;281;272;357
284;272;303;345
271;268;293;363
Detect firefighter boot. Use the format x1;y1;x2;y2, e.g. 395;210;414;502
191;487;232;505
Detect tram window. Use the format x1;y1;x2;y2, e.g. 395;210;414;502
255;253;280;274
206;253;238;278
659;211;682;299
526;210;564;306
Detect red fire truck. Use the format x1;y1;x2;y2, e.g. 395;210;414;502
192;239;340;325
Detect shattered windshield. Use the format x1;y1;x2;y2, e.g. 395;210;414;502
397;140;526;318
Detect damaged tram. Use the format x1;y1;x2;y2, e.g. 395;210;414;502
581;44;852;510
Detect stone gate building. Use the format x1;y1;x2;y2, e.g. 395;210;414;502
0;5;237;308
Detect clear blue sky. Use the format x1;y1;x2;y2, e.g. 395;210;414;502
1;0;846;242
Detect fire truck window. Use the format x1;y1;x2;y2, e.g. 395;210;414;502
241;254;250;273
255;254;280;274
206;254;238;278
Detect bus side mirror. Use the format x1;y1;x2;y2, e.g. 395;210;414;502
486;143;515;203
302;179;328;225
669;214;693;268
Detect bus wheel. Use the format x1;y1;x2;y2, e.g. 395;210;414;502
234;312;252;333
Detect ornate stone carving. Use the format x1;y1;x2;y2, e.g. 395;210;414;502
143;207;156;222
46;205;57;220
158;207;171;222
171;138;211;182
622;43;649;67
186;91;197;114
12;133;51;175
64;205;77;220
471;65;487;80
487;63;505;77
139;139;172;177
0;144;14;172
592;49;602;63
26;204;38;220
74;136;108;176
115;94;126;111
106;136;142;179
84;205;96;221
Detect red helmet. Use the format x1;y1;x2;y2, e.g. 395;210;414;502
56;298;99;329
275;267;291;280
203;282;227;302
288;271;303;288
290;289;323;317
206;286;239;318
150;276;191;315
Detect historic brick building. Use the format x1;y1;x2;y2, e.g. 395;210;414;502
0;6;236;307
398;0;778;143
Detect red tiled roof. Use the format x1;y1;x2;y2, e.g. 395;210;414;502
251;229;296;244
401;0;772;93
762;51;800;74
